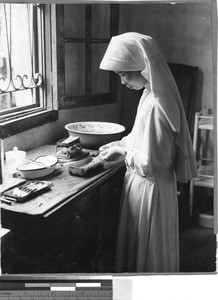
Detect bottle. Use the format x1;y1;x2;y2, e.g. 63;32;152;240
5;146;26;177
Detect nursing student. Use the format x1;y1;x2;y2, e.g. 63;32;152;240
99;32;197;273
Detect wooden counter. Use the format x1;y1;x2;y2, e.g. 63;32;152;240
0;144;124;217
0;144;126;274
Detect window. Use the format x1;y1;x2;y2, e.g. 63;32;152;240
0;3;57;138
56;4;119;109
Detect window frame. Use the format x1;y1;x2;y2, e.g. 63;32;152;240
56;4;119;110
0;4;58;139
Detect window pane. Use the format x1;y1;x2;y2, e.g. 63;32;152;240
13;89;35;107
0;94;10;110
64;5;85;38
11;5;32;88
0;4;43;114
65;43;86;96
92;44;110;94
92;4;110;38
1;89;34;108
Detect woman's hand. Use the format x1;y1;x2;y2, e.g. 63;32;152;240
99;140;126;152
100;145;126;161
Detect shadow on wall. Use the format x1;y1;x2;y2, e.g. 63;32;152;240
194;68;204;113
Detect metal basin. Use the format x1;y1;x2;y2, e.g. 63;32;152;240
65;121;125;149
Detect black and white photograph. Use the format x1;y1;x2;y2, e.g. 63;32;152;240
0;0;217;298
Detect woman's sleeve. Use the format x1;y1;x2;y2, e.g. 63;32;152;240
121;132;132;146
125;104;176;178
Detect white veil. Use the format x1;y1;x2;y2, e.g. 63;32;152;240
100;32;197;183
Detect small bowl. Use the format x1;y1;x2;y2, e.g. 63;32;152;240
17;155;58;179
65;121;125;149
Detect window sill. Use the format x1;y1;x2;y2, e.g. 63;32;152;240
0;110;58;139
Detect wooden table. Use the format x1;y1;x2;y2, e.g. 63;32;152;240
0;144;126;274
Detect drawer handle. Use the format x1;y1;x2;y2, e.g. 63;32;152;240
72;212;81;225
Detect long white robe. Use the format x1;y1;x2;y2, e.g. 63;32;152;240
115;88;179;273
99;32;197;273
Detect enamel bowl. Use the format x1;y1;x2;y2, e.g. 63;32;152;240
17;155;58;179
65;121;125;149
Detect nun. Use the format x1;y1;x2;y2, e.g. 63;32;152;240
99;32;197;273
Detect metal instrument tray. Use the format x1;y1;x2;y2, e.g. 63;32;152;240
2;180;53;203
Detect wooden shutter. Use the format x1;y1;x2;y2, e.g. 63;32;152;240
56;4;119;110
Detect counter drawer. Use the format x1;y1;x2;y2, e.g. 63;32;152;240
46;190;97;252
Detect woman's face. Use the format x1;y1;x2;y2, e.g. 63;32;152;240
117;71;147;90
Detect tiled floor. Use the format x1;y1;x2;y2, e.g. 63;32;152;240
179;220;216;273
